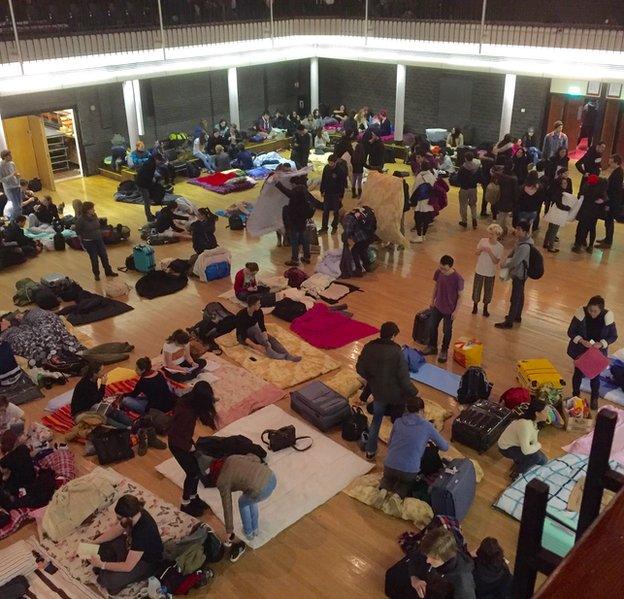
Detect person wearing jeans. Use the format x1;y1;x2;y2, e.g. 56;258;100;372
356;322;420;460
74;201;118;281
238;472;277;537
0;149;22;220
422;255;464;364
135;154;164;222
192;134;216;171
275;177;315;266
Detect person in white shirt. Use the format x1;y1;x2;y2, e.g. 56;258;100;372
162;330;206;382
498;398;548;479
0;149;22;220
192;134;215;172
472;224;504;318
0;395;25;436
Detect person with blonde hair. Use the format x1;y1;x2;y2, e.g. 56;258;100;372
472;223;503;317
214;144;231;171
128;141;150;169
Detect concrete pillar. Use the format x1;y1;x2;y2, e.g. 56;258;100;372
0;109;7;152
499;73;516;140
122;80;143;147
394;64;406;143
227;67;240;127
310;57;319;114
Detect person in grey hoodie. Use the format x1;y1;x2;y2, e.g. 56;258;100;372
456;151;481;229
495;221;533;329
0;150;22;220
74;201;118;281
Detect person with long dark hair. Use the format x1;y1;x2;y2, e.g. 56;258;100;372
473;537;512;599
567;295;617;411
90;494;164;595
498;398;548;479
167;381;218;517
162;330;206;382
446;127;464;150
190;207;218;255
493;134;514;166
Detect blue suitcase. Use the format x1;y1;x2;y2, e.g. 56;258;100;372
429;458;476;521
133;244;155;273
205;261;230;281
290;381;350;431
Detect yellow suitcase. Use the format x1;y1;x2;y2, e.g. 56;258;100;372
517;359;566;391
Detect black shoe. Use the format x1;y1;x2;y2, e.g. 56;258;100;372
94;274;100;281
472;303;478;315
301;257;311;264
472;219;478;229
229;542;247;563
181;500;205;518
437;350;448;364
105;271;119;278
586;245;594;253
596;242;612;249
495;321;513;329
514;317;522;323
285;260;300;266
421;346;438;356
483;305;490;317
571;245;582;253
192;496;208;510
459;221;467;228
590;397;599;411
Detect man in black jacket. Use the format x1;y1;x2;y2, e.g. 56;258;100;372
365;130;385;172
575;141;606;179
135;154;164;222
291;125;311;169
318;154;347;234
356;322;420;460
597;153;623;249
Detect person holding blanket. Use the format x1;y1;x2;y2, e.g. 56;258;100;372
567;296;617;410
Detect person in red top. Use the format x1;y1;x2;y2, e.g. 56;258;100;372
233;262;274;306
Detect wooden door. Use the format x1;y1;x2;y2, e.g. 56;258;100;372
2;116;39;180
562;97;585;153
27;115;55;191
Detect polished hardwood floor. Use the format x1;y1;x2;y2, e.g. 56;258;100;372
0;162;621;598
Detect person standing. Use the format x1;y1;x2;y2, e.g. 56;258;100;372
342;206;376;277
522;126;541;163
515;171;546;229
495;161;518;237
409;162;436;243
0;150;22;220
351;140;366;198
365;130;386;172
596;154;623;249
457;151;481;229
543;173;573;253
542;120;568;161
575;141;607;179
318;154;347;235
135;154;164;222
472;224;504;317
422;255;464;364
495;221;533;329
75;201;119;281
356;322;421;461
567;296;617;410
572;174;607;254
290;124;311;169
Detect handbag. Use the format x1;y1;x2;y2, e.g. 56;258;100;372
574;346;610;380
261;425;312;452
341;407;369;442
89;426;134;465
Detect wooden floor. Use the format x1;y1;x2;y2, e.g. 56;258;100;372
1;162;621;598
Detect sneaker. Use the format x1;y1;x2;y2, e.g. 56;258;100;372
472;303;478;315
229;542;247;563
410;235;423;243
437;350;448;364
494;321;513;329
191;496;208;510
421;346;438;356
284;260;300;266
138;429;148;456
458;221;467;228
181;501;205;518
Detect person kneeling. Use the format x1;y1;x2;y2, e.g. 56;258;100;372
91;495;163;596
235;295;301;361
381;396;449;499
497;398;548;479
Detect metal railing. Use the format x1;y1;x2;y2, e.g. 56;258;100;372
0;0;623;67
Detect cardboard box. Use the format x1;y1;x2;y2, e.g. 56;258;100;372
562;397;594;433
453;337;483;368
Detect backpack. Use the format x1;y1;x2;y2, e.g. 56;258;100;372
365;246;378;272
284;266;308;288
148;234;180;246
341;406;369;442
456;366;493;405
32;287;60;310
521;243;544;280
41;274;75;295
132;244;156;272
186;163;201;178
157;561;206;595
89;426;134;465
53;232;66;251
28;177;42;192
228;214;244;230
202;301;234;323
500;386;530;409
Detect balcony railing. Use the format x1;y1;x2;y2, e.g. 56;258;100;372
0;0;622;66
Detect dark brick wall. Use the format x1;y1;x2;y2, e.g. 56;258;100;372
510;75;551;141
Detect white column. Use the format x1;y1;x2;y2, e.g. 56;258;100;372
499;73;516;139
310;57;319;113
122;80;141;148
394;64;406;143
0;109;7;152
227;67;240;127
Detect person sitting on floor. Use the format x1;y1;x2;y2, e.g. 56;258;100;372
121;357;175;415
498;397;548;479
233;261;274;305
231;144;254;170
190;207;218;255
214;144;231;172
381;396;449;498
29;195;59;227
153;203;190;239
71;361;132;429
3;215;39;256
90;494;164;596
162;330;206;382
0;430;38;509
0;394;25;436
473;537;512;599
235;295;301;361
409;527;476;599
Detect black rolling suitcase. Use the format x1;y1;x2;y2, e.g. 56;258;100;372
451;399;513;453
411;309;433;345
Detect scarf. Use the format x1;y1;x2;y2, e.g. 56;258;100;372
208;458;226;486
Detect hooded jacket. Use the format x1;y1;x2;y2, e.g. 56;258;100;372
457;159;481;190
567;306;617;359
473;558;512;599
575;146;603;176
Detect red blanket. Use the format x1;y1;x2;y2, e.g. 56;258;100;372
195;172;237;186
290;303;378;349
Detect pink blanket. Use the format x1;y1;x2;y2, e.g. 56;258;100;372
563;406;624;464
290;303;378;349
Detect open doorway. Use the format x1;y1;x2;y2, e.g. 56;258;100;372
40;109;83;181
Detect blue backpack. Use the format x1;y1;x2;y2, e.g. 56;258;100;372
132;244;155;273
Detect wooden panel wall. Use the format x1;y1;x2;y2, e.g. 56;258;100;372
3;116;39;180
28;116;55;191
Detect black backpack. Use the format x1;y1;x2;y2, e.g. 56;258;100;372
456;366;493;405
186;162;201;178
32;287;60;310
89;426;134;465
522;243;544;280
53;232;66;251
28;177;42;192
117;180;138;195
228;214;244;230
341;406;369;442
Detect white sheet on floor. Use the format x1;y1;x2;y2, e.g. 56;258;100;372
156;404;372;549
44;389;74;412
217;288;274;314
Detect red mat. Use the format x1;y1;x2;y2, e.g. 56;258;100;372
195;171;237;186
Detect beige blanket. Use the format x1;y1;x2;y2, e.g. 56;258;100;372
360;170;407;246
220;323;340;388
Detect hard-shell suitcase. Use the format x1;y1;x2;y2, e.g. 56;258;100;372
429;458;476;521
412;309;433;345
132;243;156;273
517;358;565;390
290;381;350;431
451;400;513;453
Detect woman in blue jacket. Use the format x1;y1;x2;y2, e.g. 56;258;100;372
567;295;617;410
381;396;449;498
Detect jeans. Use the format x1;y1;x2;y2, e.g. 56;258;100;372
138;186;153;220
365;400;388;456
193;151;216;171
526;147;541;163
121;396;149;414
169;443;200;500
459;188;477;223
101;407;132;429
380;466;420;500
238;472;277;536
499;445;548;474
506;277;526;323
429;307;453;351
351;239;370;272
289;228;310;261
572;366;600;399
82;238;113;277
2;186;22;220
544;223;559;248
246;323;289;359
517;211;537;228
575;219;597;248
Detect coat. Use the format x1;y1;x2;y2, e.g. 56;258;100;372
356;338;419;405
567;307;617;359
